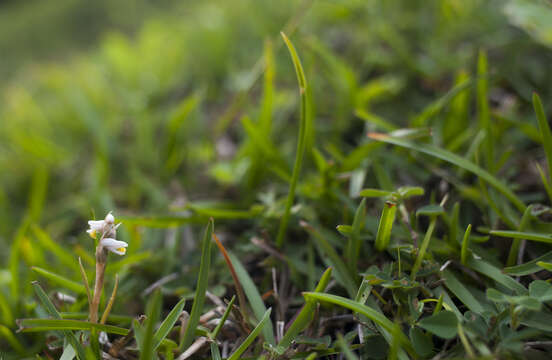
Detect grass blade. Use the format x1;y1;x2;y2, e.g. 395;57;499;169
209;295;235;340
228;308;272;360
276;32;309;248
153;297;186;351
31;267;86;294
301;221;358;297
227;251;275;345
504;251;552;276
507;205;533;267
31;282;87;359
460;224;472;265
17;318;129;335
180;218;214;350
411;216;438;280
275;267;333;354
375;201;397;251
368;133;526;212
303;292;415;357
466;259;527;295
441;270;485;314
477;50;493;172
346;199;365;271
140;290;162;359
490;230;552;244
533;93;552;181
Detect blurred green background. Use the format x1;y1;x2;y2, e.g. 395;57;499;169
2;0;552;355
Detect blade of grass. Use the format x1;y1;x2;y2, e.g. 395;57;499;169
227;308;272;360
466;259;527;295
534;93;552;181
477;50;493;172
152;297;186;351
276;32;309;248
504;251;552;275
31;267;86;294
300;221;358;297
180;218;214;350
0;324;25;354
460;224;472;265
32;225;80;272
140;290;162;359
441;270;485;314
17;318;129;335
507;205;533;266
275;267;332;354
346;199;365;272
411;216;438;280
490;230;552;244
367;133;526;212
212;233;248;321
337;333;359;360
209;295;236;340
78;258;92;311
100;275;119;325
227;251;275;345
32;282;86;359
375;201;397;251
303;292;415;357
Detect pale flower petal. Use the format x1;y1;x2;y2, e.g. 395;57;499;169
100;238;128;256
104;212;115;224
88;220;105;231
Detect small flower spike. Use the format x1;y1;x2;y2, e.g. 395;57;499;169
86;212;119;239
100;238;128;255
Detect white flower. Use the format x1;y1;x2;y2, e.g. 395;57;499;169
100;238;128;255
87;212;118;239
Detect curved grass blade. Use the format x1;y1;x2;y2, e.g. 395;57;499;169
17;318;129;335
303;292;415;357
276;32;309;248
375;201;397;252
209;295;235;340
31;282;86;359
490;230;552;244
0;324;25;354
228;308;272;360
534;93;552;182
275;268;332;355
411;216;438;280
140;290;162;359
346;199;366;271
180;219;214;350
441;270;485;314
152;297;186;351
227;251;275;345
31;267;86;294
507;205;533;267
460;224;472;265
368;133;526;212
504;251;552;276
32;225;80;272
466;259;527;295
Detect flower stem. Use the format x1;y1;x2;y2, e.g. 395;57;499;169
90;246;107;323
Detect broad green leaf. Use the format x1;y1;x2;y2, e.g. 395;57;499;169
467;259;527;295
529;280;552;302
409;327;433;357
418;311;458;339
442;270;485;314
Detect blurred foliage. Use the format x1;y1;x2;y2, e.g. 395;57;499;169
2;0;552;358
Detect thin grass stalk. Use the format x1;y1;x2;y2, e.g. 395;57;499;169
276;32;308;248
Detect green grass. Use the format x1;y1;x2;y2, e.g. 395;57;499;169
2;0;552;359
